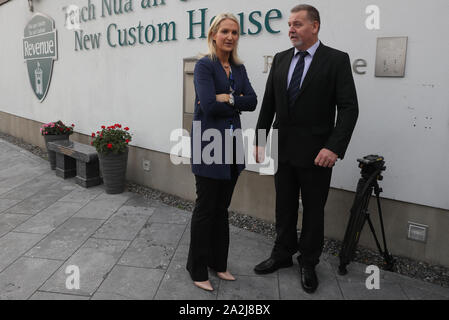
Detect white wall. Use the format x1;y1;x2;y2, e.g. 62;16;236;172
1;0;448;210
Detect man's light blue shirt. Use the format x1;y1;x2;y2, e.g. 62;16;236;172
287;40;320;89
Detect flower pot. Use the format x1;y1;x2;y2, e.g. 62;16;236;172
43;134;70;170
98;148;128;194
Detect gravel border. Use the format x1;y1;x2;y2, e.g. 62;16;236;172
1;131;448;288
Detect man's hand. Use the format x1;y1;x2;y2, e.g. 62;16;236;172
314;148;338;167
253;146;265;163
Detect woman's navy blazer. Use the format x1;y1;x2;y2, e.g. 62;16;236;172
191;55;257;180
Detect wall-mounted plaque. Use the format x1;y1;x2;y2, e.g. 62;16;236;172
375;37;408;77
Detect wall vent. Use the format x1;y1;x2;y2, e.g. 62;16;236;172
407;222;428;243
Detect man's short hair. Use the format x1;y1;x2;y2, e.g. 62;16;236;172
291;4;321;31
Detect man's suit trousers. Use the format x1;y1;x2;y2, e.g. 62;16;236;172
272;161;332;267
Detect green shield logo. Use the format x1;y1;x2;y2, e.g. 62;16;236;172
23;13;58;102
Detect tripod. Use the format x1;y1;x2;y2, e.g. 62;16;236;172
338;155;394;276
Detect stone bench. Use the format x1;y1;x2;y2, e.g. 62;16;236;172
47;140;102;188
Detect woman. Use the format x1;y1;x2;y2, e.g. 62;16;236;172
187;13;257;291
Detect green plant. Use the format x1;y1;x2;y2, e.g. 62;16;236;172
91;124;132;154
40;121;75;135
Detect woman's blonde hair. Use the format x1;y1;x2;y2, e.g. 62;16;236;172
205;13;242;65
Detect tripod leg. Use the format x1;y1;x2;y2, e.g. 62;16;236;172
374;183;395;270
338;180;372;275
366;215;384;255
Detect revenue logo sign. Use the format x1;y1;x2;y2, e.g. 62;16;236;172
23;13;58;102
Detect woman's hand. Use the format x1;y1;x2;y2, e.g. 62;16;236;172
197;94;243;105
216;94;230;103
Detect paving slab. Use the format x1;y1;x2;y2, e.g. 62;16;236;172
398;282;449;300
217;275;279;300
5;183;76;215
335;268;408;300
0;199;22;213
0;213;32;238
40;238;130;296
278;258;343;300
155;245;219;300
382;269;449;299
95;191;135;203
0;164;47;190
0;174;60;200
227;231;277;278
93;206;154;241
73;198;129;220
25;217;104;260
118;222;186;269
29;291;90;300
0;257;63;300
57;186;105;204
149;204;191;225
92;265;165;300
0;232;46;273
123;194;154;207
1;137;449;300
13;201;85;234
0;188;11;196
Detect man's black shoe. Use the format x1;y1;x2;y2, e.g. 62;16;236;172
299;265;318;293
254;257;293;274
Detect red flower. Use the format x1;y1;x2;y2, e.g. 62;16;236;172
107;143;112;149
91;133;95;137
71;124;75;127
125;139;129;143
124;127;129;131
101;125;106;129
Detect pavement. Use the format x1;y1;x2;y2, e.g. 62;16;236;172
0;137;448;300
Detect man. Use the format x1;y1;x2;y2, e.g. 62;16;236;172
253;4;358;294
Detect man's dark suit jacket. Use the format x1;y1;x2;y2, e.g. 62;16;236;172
256;42;359;167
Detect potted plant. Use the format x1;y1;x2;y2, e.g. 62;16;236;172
41;120;75;170
91;124;132;194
